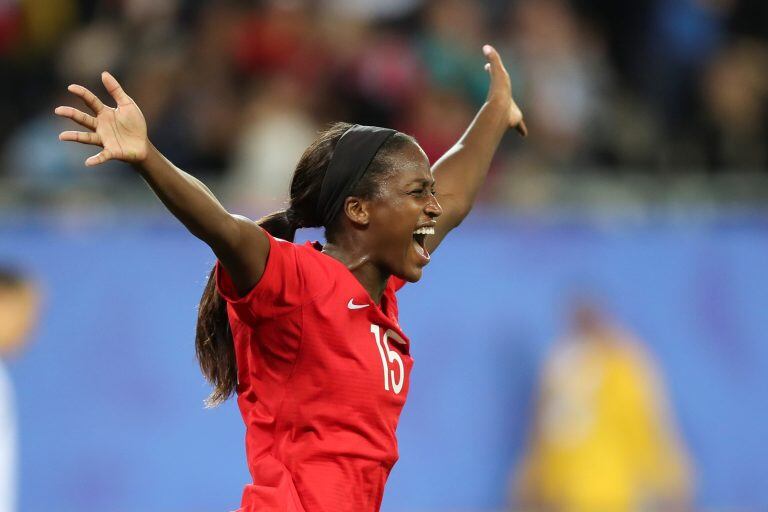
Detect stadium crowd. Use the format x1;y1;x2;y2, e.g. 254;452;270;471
1;0;767;209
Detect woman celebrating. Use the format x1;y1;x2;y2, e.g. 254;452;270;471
55;45;525;512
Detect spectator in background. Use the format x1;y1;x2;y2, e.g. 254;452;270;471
322;0;420;23
2;15;129;203
500;0;614;169
513;299;693;512
395;86;474;165
143;1;242;178
390;0;485;164
699;38;768;170
227;75;319;211
2;0;768;209
418;0;489;106
0;0;77;144
0;268;41;512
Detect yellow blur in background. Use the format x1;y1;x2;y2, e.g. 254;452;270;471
516;302;693;512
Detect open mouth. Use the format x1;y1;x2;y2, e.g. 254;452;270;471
412;226;435;262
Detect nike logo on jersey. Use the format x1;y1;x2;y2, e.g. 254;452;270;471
347;299;370;310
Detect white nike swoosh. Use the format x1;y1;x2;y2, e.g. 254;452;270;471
347;299;370;310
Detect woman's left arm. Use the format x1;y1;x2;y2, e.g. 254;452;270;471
426;44;526;254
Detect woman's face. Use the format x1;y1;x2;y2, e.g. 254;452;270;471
364;143;442;282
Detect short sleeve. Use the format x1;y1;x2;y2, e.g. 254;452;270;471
215;229;307;324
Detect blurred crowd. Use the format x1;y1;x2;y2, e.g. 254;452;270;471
0;0;767;209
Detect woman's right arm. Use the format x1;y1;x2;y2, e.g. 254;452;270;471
55;72;269;296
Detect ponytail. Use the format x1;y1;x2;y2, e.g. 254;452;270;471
256;209;299;243
194;121;383;407
195;209;298;407
196;270;232;407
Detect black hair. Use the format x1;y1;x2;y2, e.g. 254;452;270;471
195;122;416;406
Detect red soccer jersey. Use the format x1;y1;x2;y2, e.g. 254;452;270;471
215;230;413;512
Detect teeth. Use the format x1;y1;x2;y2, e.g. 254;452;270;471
413;226;435;235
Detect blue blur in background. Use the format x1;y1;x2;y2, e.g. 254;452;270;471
2;210;768;511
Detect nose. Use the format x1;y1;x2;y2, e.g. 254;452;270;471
425;194;442;218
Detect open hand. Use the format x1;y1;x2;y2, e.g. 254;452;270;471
55;72;149;167
483;44;527;137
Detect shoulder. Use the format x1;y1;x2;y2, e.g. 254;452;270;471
265;236;329;272
291;240;337;273
216;236;339;321
284;240;346;295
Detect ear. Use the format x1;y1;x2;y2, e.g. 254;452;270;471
342;196;370;227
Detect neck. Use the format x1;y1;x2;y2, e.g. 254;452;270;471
323;238;389;304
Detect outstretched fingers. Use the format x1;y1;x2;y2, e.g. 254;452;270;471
59;130;102;146
101;71;131;106
58;131;116;166
67;84;106;114
54;106;97;130
85;149;113;167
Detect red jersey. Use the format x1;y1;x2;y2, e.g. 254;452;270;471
215;230;413;512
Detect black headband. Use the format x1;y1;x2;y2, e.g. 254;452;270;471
316;124;397;227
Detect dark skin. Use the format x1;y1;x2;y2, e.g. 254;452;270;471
55;45;525;303
324;143;442;301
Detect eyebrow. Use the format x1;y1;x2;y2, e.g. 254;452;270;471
408;178;436;187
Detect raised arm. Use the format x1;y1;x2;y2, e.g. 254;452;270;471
426;45;526;253
55;72;268;295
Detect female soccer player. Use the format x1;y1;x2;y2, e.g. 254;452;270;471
55;45;525;512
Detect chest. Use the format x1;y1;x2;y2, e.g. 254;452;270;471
296;290;413;407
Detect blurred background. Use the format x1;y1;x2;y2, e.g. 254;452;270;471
1;0;767;511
